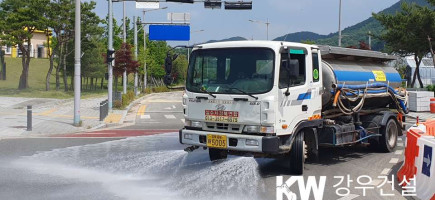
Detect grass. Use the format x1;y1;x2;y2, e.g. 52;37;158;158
0;57;181;99
0;57;108;99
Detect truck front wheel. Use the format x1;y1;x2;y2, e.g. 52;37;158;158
379;118;398;152
209;148;228;161
288;131;305;175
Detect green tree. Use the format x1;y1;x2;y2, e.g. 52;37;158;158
172;54;188;84
373;1;435;88
0;0;49;89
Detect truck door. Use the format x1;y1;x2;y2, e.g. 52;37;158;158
277;48;319;135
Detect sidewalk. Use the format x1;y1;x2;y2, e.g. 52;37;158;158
406;111;435;121
0;96;126;138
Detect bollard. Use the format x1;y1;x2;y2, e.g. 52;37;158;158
27;105;32;131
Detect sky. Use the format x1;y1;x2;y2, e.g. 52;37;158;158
91;0;400;45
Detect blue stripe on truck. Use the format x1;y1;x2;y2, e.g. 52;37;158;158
334;71;402;82
297;92;311;100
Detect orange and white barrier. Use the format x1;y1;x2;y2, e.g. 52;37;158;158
398;119;435;200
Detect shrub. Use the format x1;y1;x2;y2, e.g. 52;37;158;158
114;100;123;109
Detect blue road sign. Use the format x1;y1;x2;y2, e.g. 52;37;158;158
149;25;190;41
422;145;432;177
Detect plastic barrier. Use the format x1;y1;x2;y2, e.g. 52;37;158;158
398;120;435;200
430;98;435;113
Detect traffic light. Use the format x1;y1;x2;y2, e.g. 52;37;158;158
166;0;194;3
224;1;252;10
204;0;222;9
106;49;115;64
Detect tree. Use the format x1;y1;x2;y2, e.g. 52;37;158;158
373;1;435;88
0;0;49;89
114;43;139;91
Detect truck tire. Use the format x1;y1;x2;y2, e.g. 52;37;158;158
379;118;398;152
289;131;305;175
209;148;228;161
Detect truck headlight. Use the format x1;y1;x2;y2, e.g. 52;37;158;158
244;125;259;133
185;120;202;128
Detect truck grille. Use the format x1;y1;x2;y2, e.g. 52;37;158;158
204;122;242;133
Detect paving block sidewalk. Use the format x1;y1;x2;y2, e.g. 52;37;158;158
406;111;435;121
0;96;108;138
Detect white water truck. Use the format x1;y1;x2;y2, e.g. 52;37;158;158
164;41;408;174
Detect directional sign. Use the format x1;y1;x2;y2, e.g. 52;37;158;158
422;145;432;177
149;25;190;41
136;2;159;9
167;13;191;22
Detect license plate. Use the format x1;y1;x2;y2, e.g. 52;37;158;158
207;134;227;149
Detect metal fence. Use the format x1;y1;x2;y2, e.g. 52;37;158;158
99;99;109;121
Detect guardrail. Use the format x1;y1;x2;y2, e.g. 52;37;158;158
99;99;109;121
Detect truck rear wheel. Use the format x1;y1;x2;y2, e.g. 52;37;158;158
209;148;228;161
379;118;398;152
288;131;305;175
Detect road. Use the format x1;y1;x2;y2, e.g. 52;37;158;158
0;92;417;200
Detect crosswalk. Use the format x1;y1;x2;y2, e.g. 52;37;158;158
136;104;184;124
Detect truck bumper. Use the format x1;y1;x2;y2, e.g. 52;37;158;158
179;129;280;153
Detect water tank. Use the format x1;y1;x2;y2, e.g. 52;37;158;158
320;46;402;109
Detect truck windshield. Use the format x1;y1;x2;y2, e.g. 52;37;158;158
186;48;275;95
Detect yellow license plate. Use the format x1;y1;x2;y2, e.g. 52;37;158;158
207;134;227;149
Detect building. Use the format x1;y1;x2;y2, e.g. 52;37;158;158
404;55;435;87
1;29;52;59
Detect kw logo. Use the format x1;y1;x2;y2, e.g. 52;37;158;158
276;176;326;200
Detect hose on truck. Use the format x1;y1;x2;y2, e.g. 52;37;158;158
331;83;408;116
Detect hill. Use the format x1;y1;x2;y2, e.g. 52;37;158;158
206;36;247;43
273;31;328;43
274;0;431;51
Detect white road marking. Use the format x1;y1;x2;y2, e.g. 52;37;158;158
164;115;176;119
397;143;404;147
180;119;185;123
140;115;150;119
389;158;399;164
395;150;403;155
172;105;176;109
381;168;391;175
398;137;403;141
337;194;359;200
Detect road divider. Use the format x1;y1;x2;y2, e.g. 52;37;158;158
397;118;435;200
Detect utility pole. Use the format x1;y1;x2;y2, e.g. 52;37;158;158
108;0;113;110
73;0;81;126
143;10;147;92
122;1;127;94
368;31;372;50
134;16;138;95
338;0;342;47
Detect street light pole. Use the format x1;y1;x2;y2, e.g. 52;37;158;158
188;29;204;64
134;16;138;96
108;0;114;110
73;0;81;126
338;0;342;47
141;7;167;92
248;19;270;40
122;1;127;94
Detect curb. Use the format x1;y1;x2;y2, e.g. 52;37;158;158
119;93;152;124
